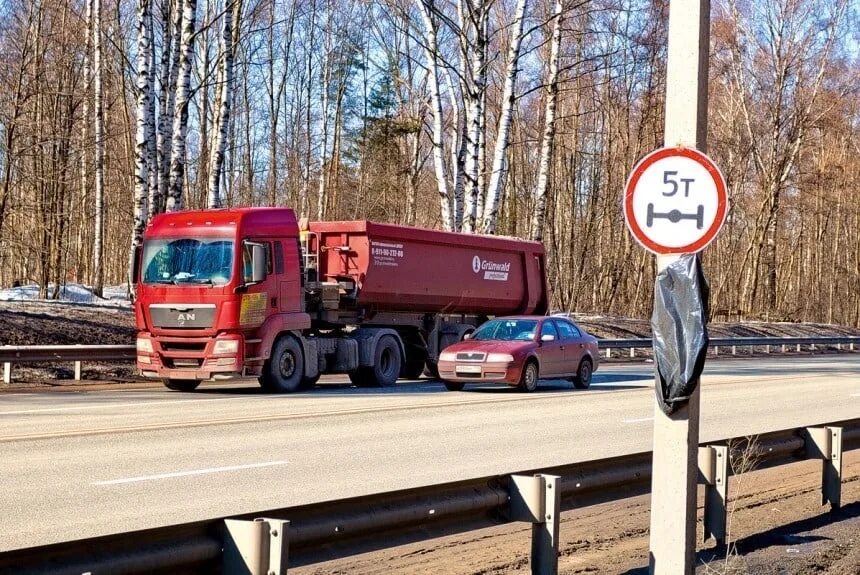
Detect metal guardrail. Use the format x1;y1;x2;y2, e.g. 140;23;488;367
1;337;858;383
0;418;856;574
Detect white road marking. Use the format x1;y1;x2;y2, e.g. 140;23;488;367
851;393;860;397
623;417;654;424
93;461;289;485
0;396;243;416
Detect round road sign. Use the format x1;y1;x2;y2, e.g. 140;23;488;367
624;147;727;254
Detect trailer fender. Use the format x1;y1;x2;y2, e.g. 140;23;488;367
350;328;406;368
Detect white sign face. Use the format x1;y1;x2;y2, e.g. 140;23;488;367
624;147;727;254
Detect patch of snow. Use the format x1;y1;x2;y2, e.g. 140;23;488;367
0;283;130;307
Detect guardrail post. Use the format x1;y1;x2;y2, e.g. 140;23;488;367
606;348;612;359
765;345;770;354
803;427;843;510
851;342;855;351
796;343;801;352
713;346;718;356
630;347;636;359
74;361;82;381
3;362;9;385
810;343;816;351
731;345;736;356
223;517;289;575
698;445;728;546
510;474;561;575
781;344;786;353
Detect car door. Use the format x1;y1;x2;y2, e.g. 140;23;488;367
537;320;563;377
554;319;584;376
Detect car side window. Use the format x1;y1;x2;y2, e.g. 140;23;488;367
555;320;580;340
540;321;558;340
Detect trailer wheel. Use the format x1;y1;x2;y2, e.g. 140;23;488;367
260;334;305;393
162;379;201;392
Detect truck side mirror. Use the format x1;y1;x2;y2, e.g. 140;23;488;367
243;241;267;285
251;243;266;283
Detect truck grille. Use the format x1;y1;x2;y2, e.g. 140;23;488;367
456;352;486;362
150;304;216;329
160;341;207;353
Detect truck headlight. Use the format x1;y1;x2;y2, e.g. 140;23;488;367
439;352;457;362
213;339;240;354
136;337;154;354
486;353;514;363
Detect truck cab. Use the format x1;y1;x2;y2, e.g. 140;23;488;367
135;208;310;391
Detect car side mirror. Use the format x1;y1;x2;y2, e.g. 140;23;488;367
541;334;555;342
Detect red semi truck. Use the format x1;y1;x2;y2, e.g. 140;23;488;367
134;208;549;392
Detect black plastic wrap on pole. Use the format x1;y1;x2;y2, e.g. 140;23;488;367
651;254;709;415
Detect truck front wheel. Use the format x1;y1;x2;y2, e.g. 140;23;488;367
260;335;305;393
162;379;201;392
349;335;402;388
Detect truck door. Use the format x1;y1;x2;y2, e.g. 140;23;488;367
537;320;563;377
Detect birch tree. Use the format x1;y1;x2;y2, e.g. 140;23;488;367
166;0;198;212
416;0;453;230
92;0;105;297
531;0;563;241
208;0;242;209
129;0;153;289
481;0;527;234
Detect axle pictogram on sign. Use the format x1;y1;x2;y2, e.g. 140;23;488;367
646;204;704;230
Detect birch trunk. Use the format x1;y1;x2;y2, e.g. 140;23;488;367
208;0;241;209
316;40;331;221
460;0;486;233
531;0;563;241
129;0;153;290
92;0;105;297
166;0;198;212
481;0;527;234
416;0;452;231
154;0;181;217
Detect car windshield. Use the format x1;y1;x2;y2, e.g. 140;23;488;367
142;238;234;286
471;319;538;342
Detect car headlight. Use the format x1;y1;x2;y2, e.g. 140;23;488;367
136;337;154;353
486;353;514;363
439;351;457;362
213;339;240;354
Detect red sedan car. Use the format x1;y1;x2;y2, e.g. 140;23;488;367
437;316;600;392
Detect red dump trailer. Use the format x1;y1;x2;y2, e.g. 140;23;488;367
134;208;548;392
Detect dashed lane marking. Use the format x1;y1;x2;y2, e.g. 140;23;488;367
93;461;289;485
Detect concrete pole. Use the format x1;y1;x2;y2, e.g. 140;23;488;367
649;1;710;573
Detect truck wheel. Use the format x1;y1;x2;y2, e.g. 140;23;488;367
517;361;539;392
352;335;402;387
162;379;201;392
300;374;320;390
572;358;593;389
260;335;305;393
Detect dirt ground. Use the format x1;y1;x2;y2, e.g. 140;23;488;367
295;453;860;575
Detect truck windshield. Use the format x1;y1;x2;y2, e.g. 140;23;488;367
142;238;234;286
471;319;538;342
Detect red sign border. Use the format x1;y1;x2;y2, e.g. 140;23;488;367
623;146;728;255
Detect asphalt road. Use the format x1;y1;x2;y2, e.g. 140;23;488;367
1;356;858;552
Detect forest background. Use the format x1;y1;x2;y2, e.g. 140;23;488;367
0;0;858;325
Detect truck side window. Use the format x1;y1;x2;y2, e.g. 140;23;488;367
265;243;273;275
274;242;284;274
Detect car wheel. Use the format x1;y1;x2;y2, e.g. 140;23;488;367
259;335;305;393
162;378;200;392
517;361;539;392
443;381;465;391
572;358;593;389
